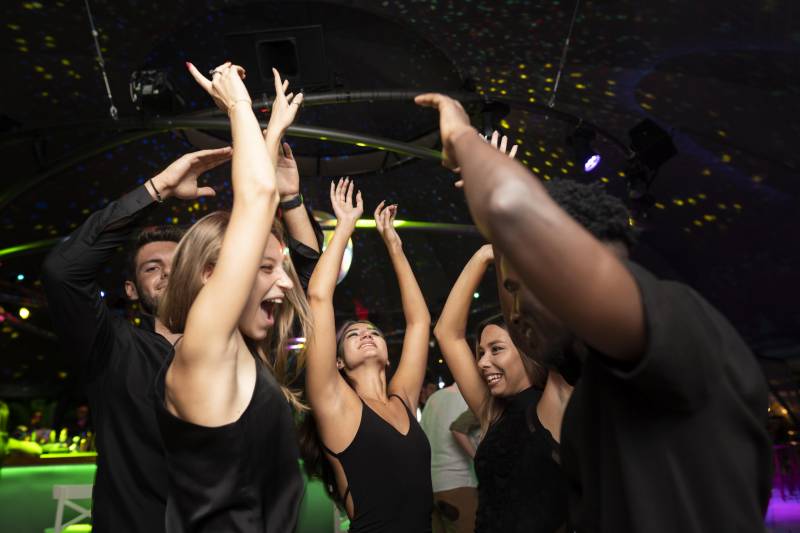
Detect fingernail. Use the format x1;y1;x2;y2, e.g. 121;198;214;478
185;61;191;69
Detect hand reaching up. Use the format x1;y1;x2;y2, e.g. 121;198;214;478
265;68;303;139
375;201;401;249
149;147;232;201
414;93;475;171
186;61;251;114
330;177;363;230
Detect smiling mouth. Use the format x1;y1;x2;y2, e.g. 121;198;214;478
484;373;503;386
360;342;376;349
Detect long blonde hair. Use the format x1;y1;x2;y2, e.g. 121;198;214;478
158;211;312;410
475;315;545;436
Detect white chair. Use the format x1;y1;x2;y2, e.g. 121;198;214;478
52;484;92;533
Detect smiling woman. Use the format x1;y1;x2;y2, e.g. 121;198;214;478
433;245;567;533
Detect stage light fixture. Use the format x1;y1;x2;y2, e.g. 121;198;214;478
129;69;185;115
566;123;601;172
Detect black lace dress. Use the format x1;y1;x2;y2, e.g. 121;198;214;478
474;387;568;533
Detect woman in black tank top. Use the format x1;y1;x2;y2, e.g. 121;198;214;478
433;245;572;533
302;179;433;532
154;65;312;531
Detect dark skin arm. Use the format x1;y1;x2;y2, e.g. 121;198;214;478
415;93;645;361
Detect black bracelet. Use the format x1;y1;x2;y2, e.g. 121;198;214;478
148;178;163;203
279;194;303;211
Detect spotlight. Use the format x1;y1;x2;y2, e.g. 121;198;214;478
130;69;184;115
19;307;30;320
566;123;601;172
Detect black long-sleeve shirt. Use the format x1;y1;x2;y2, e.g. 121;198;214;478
42;186;322;533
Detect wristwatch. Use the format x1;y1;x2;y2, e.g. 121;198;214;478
279;194;303;211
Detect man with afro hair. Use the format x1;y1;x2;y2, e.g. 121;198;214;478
416;92;772;533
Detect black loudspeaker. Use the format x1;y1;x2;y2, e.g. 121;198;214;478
224;25;331;95
628;119;677;171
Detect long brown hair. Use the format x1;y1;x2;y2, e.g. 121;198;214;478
474;314;545;435
157;211;312;410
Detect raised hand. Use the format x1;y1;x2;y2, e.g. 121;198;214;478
453;131;519;188
186;61;251;114
264;68;303;138
330;177;363;229
150;147;232;201
374;201;401;249
272;141;300;200
414;93;475;171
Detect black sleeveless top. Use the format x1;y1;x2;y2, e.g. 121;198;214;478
474;387;568;533
154;349;303;532
323;394;433;533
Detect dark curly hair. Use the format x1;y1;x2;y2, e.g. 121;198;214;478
544;179;639;251
125;225;185;282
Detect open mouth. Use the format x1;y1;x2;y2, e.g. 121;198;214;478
484;373;503;387
260;298;282;323
360;341;377;349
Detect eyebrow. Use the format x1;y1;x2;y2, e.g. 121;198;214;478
139;259;164;268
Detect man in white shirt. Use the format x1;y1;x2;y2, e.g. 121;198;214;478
420;384;479;533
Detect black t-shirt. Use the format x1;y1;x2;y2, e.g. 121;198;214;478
42;186;322;532
474;387;568;533
560;262;772;533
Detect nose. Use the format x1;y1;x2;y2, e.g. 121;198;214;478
276;267;294;290
162;264;171;279
477;352;492;369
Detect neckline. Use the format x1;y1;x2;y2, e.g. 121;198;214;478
361;396;412;437
506;386;541;413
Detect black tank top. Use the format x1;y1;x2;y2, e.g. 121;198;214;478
323;394;433;532
154;349;303;532
474;387;568;533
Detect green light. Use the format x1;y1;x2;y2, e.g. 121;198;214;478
355;142;368;147
40;451;98;459
0;238;61;258
318;218;468;231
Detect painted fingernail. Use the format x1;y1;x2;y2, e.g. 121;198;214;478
185;61;192;69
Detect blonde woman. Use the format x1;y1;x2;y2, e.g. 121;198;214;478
154;63;308;531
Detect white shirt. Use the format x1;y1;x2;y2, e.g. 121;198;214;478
419;384;478;492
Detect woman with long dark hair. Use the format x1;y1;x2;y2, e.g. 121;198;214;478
154;63;311;531
434;245;570;533
302;178;433;532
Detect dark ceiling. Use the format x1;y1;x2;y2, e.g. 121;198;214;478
1;0;798;396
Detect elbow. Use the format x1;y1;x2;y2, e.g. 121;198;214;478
433;321;455;344
305;285;329;304
486;180;529;224
41;249;66;285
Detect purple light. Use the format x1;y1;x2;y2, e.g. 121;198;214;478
584;154;601;172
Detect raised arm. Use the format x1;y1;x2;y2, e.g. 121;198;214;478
169;65;300;423
416;93;645;361
42;147;230;376
433;246;494;417
376;202;431;412
272;140;321;253
305;178;363;421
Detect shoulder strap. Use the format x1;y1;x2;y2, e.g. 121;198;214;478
389;393;412;414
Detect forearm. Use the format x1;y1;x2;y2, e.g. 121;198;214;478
434;252;489;340
307;224;352;301
230;104;275;197
386;243;430;326
455;133;644;360
452;430;476;459
282;201;321;252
